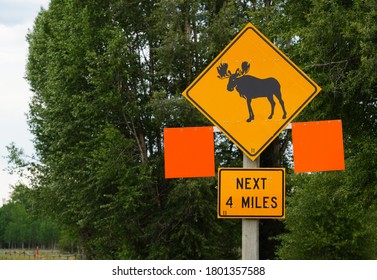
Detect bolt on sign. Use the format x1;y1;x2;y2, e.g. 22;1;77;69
218;168;286;219
182;22;321;160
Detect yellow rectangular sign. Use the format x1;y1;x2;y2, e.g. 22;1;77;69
218;168;285;219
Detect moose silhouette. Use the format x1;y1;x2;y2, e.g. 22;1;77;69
217;61;287;122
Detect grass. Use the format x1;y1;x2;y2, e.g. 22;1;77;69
0;249;78;260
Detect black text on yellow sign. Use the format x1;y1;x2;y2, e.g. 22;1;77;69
217;168;286;219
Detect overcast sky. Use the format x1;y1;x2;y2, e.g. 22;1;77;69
0;0;50;205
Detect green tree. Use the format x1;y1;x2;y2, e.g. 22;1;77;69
277;0;377;259
0;183;60;250
0;203;13;248
26;0;155;258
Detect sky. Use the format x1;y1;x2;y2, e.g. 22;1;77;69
0;0;50;205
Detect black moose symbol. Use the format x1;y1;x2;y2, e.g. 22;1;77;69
217;61;287;122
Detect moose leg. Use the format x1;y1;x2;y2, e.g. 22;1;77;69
267;95;276;119
279;99;287;119
246;98;254;122
275;91;287;119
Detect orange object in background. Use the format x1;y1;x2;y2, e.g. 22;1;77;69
292;120;345;173
164;127;215;178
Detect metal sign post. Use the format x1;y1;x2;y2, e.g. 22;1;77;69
242;154;260;260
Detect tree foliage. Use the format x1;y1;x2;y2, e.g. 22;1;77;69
276;0;377;259
0;184;60;249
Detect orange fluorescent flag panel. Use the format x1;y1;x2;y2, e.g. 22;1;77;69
292;120;345;173
164;127;215;178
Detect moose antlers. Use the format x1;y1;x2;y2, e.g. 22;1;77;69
240;61;250;75
217;63;231;79
217;61;250;79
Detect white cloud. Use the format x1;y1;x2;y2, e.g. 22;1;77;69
0;0;48;26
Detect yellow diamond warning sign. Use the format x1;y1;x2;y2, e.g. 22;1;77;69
182;22;321;160
218;168;286;219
